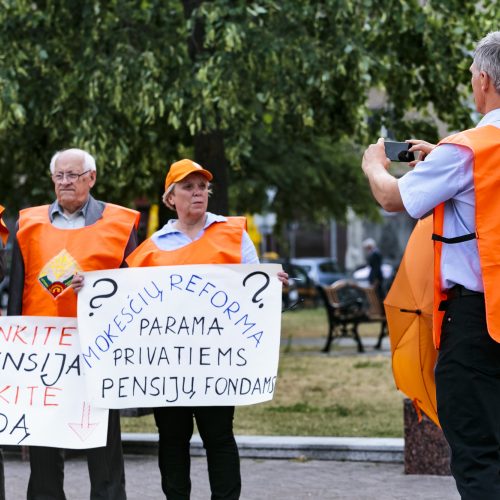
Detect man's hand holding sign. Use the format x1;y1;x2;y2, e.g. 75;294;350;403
77;263;282;408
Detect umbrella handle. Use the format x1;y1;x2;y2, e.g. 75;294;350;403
399;308;422;315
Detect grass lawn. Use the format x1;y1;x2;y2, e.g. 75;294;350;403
121;307;405;437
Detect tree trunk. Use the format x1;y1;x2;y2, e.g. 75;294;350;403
182;0;229;215
194;131;229;215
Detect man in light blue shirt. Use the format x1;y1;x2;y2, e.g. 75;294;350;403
399;110;500;293
362;32;500;499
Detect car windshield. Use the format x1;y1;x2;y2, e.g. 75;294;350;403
290;266;309;282
319;262;339;273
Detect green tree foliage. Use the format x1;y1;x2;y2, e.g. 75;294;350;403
230;133;377;225
0;0;493;222
0;0;185;208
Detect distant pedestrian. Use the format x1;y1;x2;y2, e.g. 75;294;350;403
362;238;384;300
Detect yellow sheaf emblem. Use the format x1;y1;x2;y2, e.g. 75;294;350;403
38;249;81;298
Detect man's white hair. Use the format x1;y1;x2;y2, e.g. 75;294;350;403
49;148;96;174
473;31;500;94
362;238;376;249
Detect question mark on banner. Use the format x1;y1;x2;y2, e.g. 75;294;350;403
243;271;270;309
89;278;118;316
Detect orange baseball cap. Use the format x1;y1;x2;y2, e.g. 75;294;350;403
164;159;213;191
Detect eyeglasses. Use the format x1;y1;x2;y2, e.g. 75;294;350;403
52;170;91;182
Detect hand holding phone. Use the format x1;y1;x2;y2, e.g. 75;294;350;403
406;139;436;165
384;141;415;162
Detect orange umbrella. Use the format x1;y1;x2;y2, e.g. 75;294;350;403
383;215;439;427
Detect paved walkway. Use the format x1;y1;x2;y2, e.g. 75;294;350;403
4;452;459;500
3;336;460;499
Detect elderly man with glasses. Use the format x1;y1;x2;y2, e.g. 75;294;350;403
8;148;140;500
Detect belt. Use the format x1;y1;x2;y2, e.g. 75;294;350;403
445;285;484;301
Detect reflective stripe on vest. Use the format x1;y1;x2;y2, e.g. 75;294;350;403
126;216;246;267
18;203;140;317
432;125;500;347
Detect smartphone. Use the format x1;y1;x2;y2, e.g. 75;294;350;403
385;141;415;162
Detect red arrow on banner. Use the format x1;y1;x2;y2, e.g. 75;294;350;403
68;401;99;441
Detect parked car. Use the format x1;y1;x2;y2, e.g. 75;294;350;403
352;262;395;297
261;258;317;308
290;257;346;286
352;263;394;287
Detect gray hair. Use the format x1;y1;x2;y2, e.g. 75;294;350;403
161;180;213;212
49;148;97;174
473;31;500;94
162;183;177;211
362;238;376;249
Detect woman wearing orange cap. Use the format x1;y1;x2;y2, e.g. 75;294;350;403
125;159;287;499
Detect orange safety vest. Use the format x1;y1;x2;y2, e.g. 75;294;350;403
433;125;500;347
126;216;246;267
0;204;7;317
17;203;140;317
0;204;8;246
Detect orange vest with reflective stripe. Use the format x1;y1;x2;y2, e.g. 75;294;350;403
0;205;8;246
126;217;246;267
433;125;500;347
18;203;140;317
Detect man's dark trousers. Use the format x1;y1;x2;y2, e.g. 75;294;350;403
27;409;126;499
436;294;500;500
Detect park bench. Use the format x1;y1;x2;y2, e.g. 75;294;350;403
317;280;387;353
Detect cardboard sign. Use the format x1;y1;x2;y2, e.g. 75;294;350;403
0;316;108;448
77;264;282;408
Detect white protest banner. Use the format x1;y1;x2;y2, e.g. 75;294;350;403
0;316;108;448
77;264;282;408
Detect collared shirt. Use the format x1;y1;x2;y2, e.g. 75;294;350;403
399;108;500;292
50;199;90;229
151;212;259;264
